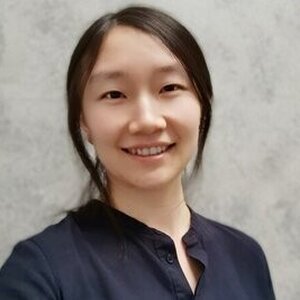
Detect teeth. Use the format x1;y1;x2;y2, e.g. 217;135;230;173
127;145;168;156
150;147;156;155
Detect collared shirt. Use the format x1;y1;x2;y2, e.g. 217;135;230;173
0;199;275;299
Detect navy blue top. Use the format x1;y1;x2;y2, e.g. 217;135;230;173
0;200;275;299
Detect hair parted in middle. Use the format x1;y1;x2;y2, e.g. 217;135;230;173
66;5;213;206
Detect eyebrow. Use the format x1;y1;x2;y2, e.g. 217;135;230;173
88;63;185;84
156;64;184;74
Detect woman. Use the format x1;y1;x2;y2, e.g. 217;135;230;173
0;6;275;299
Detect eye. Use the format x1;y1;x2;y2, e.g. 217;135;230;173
101;90;125;100
160;84;183;93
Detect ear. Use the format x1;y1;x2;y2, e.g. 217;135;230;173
80;114;93;144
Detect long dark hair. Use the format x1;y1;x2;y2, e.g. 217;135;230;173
66;6;213;237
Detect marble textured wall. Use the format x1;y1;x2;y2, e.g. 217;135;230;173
0;0;299;299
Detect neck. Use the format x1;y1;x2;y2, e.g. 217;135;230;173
109;177;191;240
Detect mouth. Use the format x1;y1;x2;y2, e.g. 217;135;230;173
121;143;176;157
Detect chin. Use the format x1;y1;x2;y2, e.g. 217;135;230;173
127;172;181;190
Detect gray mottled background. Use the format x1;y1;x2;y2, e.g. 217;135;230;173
0;0;299;299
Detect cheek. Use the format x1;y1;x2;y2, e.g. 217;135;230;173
82;105;120;142
171;97;201;138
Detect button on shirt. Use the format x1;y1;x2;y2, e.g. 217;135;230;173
0;200;276;299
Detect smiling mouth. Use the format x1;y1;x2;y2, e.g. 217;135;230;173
122;143;176;157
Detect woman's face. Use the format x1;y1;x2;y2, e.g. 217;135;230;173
81;25;201;191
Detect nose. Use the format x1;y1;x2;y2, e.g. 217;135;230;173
128;96;167;135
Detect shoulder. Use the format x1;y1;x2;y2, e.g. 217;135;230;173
5;213;81;267
192;211;271;274
29;213;80;252
0;202;115;299
11;200;109;257
0;208;101;299
0;215;76;299
194;212;264;254
192;212;275;298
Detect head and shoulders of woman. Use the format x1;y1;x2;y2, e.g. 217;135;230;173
17;5;260;257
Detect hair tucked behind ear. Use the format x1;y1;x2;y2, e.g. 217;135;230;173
66;6;212;210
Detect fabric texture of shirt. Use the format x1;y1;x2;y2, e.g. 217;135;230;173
0;199;276;300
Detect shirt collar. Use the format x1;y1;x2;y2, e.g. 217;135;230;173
73;199;209;267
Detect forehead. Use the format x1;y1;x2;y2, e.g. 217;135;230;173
90;25;186;78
